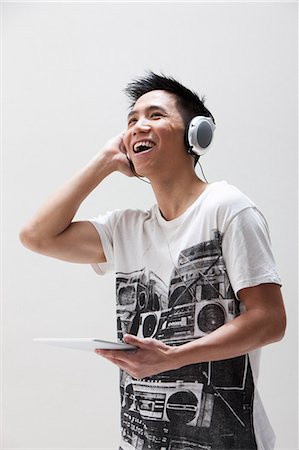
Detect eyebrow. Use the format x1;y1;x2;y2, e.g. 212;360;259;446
127;105;168;120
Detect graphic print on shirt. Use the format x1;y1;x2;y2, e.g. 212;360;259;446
116;230;257;450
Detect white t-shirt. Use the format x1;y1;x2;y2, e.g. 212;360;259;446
89;181;281;450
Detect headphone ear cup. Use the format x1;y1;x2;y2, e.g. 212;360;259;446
185;116;215;156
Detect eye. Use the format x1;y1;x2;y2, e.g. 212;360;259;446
128;117;137;127
151;112;163;118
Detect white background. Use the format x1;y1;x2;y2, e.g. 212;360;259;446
2;1;298;449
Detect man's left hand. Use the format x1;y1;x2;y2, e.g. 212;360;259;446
95;334;177;379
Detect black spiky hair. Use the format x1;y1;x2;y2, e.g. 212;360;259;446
124;71;215;126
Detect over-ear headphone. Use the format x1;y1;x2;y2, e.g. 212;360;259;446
184;116;216;156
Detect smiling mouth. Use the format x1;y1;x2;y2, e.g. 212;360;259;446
133;140;156;153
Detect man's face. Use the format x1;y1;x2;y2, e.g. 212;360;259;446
122;90;188;178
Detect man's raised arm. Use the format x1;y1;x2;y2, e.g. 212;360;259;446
19;133;132;264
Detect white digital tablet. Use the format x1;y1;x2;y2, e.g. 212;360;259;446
33;338;136;352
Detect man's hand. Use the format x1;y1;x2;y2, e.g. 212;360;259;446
95;334;177;379
100;132;134;178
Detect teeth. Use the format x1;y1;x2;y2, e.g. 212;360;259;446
133;140;155;152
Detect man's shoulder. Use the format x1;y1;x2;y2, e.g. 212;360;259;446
207;181;255;208
204;181;257;224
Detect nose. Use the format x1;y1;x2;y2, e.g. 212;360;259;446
132;117;151;134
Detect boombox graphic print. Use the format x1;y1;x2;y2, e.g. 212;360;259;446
116;230;257;450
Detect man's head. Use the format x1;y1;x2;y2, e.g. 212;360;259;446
124;71;215;131
122;72;215;179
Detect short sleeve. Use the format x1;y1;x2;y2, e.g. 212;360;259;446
222;207;282;299
88;209;121;275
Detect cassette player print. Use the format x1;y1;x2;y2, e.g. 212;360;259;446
116;229;257;450
116;269;168;339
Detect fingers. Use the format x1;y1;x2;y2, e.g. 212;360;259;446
120;128;132;157
95;348;137;362
124;334;168;350
120;131;129;155
119;140;128;155
123;334;144;347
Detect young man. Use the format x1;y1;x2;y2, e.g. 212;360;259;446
20;73;286;450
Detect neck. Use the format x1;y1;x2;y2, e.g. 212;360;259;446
149;170;208;221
